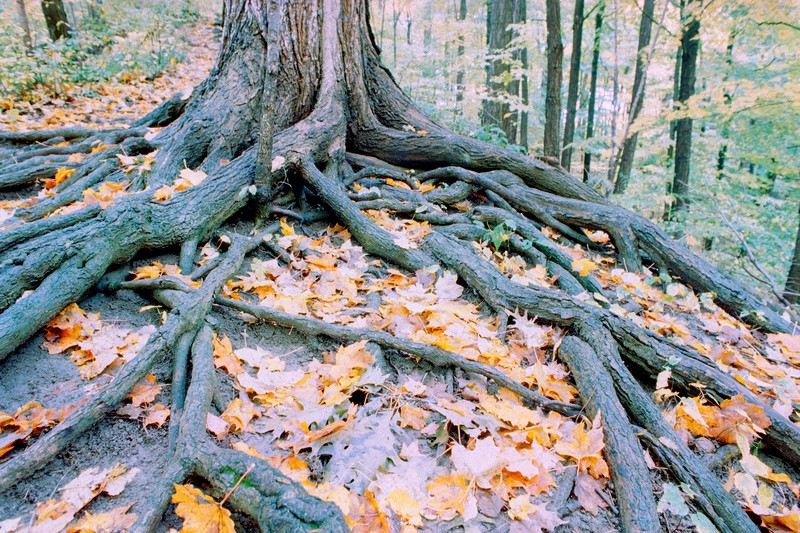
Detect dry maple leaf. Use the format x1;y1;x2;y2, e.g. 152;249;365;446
127;374;162;406
171;484;235;533
65;504;137;533
571;257;598;277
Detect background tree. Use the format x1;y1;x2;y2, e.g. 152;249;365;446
542;0;563;157
785;204;800;304
454;0;467;114
561;0;584;171
40;0;70;41
15;0;33;53
665;0;700;221
482;0;526;146
613;0;656;194
583;1;604;182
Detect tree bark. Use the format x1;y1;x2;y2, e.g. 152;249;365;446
16;0;33;53
583;1;605;182
561;0;584;171
543;0;563;157
613;0;655;194
41;0;71;41
665;0;700;221
785;204;800;304
482;0;526;146
454;0;467;115
716;29;735;179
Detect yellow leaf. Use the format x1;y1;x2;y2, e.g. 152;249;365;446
175;167;207;190
386;489;424;527
583;229;610;244
65;504;136;533
572;258;598;277
44;167;76;190
171;484;235;533
398;403;428;430
153;185;174;201
90;144;110;154
142;404;170;428
128;374;161;406
221;398;257;432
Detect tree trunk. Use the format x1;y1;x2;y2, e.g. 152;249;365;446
514;0;528;150
785;204;800;304
543;0;563;157
665;0;700;221
16;0;33;53
482;0;525;145
41;0;71;41
613;0;655;194
0;0;795;530
561;0;584;171
454;0;467;115
666;40;682;162
716;29;735;179
583;1;604;182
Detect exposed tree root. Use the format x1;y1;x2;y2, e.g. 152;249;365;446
558;336;660;532
0;232;249;492
131;327;347;532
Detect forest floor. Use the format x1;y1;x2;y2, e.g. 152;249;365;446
1;20;800;533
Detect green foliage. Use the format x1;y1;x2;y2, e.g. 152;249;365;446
471;126;527;154
0;0;201;100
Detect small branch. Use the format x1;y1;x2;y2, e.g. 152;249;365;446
219;463;255;506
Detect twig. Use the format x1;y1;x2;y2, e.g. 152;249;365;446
220;463;255;506
712;196;794;309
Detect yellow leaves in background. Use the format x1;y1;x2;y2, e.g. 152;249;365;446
172;484;235;533
0;464;138;533
43;303;154;380
153;167;207;202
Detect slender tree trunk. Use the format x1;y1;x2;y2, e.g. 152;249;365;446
422;0;431;53
665;0;700;221
666;41;682;162
583;1;605;182
561;0;584;171
606;0;620;183
514;0;528;150
392;0;398;65
613;0;656;193
41;0;71;41
16;0;33;53
785;204;800;304
543;0;563;157
716;29;735;178
482;0;524;145
454;0;467;115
